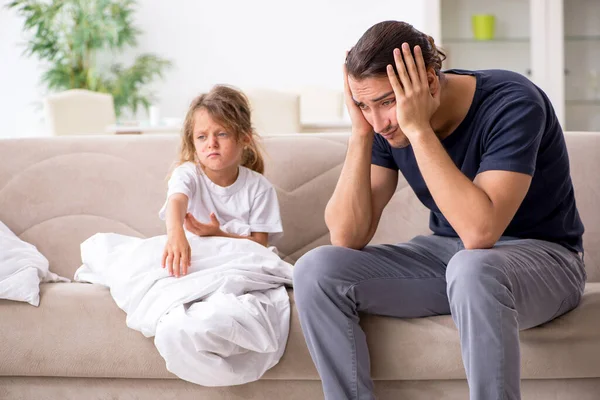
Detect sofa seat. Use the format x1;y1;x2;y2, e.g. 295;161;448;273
2;282;600;382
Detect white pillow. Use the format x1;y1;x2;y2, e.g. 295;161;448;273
0;221;69;306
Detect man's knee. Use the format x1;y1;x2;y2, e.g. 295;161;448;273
446;249;512;302
293;245;353;302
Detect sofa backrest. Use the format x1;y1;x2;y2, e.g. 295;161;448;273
0;132;598;282
563;132;600;281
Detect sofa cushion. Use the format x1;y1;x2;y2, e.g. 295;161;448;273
364;282;600;380
1;282;599;381
0;283;316;380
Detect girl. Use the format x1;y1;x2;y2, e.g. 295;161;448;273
159;85;283;278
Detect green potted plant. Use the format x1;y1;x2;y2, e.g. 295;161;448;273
7;0;172;118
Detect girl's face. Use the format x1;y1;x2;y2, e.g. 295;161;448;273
192;108;245;174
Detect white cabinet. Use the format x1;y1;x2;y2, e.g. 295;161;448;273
440;0;532;76
427;0;600;131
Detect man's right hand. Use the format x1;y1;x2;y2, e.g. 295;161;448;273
162;229;191;278
343;58;373;138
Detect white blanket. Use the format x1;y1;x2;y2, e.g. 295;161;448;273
0;221;69;306
74;232;294;386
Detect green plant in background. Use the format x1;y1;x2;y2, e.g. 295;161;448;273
7;0;172;117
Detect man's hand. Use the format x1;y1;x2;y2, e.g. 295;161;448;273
387;43;440;138
184;213;222;237
344;55;373;138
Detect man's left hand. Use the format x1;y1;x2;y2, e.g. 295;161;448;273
387;43;440;138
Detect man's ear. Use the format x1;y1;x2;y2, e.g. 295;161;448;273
427;68;440;96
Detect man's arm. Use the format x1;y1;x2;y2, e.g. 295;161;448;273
386;43;535;249
325;134;398;249
326;60;399;249
364;164;399;246
410;130;531;249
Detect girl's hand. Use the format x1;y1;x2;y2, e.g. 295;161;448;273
162;229;191;278
343;56;374;138
184;212;221;237
387;43;440;139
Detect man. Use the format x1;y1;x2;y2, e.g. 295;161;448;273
293;20;586;400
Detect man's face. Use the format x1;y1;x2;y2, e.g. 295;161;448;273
348;75;410;148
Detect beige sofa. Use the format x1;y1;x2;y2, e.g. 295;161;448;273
0;132;599;400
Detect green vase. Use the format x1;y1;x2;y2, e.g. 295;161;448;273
472;14;496;41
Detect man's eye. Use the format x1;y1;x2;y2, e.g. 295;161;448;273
382;99;394;106
358;104;368;110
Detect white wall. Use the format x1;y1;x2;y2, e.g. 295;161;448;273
0;0;429;138
1;1;47;138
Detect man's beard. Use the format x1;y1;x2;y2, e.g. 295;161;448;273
389;135;410;149
379;125;410;149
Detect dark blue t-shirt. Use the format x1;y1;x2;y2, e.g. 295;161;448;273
371;69;584;253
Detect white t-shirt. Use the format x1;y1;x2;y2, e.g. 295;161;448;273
159;162;283;244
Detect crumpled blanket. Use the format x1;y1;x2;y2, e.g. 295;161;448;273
74;232;293;386
0;221;69;306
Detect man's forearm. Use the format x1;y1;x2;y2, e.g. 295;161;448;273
409;128;495;248
325;134;374;247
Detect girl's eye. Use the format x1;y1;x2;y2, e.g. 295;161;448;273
218;132;228;137
197;135;205;140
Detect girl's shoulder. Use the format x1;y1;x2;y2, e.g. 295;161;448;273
172;161;200;177
239;166;275;192
167;162;202;188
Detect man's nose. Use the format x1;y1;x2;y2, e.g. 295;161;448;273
371;111;389;134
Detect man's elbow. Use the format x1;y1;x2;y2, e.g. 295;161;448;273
461;229;499;250
329;233;366;250
326;217;369;250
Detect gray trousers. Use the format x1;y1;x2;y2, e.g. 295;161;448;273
293;235;586;400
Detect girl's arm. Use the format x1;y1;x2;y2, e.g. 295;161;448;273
183;213;269;247
162;194;191;277
165;194;188;234
218;231;268;247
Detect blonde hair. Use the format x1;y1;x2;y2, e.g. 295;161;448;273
177;85;265;174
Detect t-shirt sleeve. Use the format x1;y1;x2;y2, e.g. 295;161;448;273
371;133;398;170
249;184;283;243
478;99;546;176
158;164;198;220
